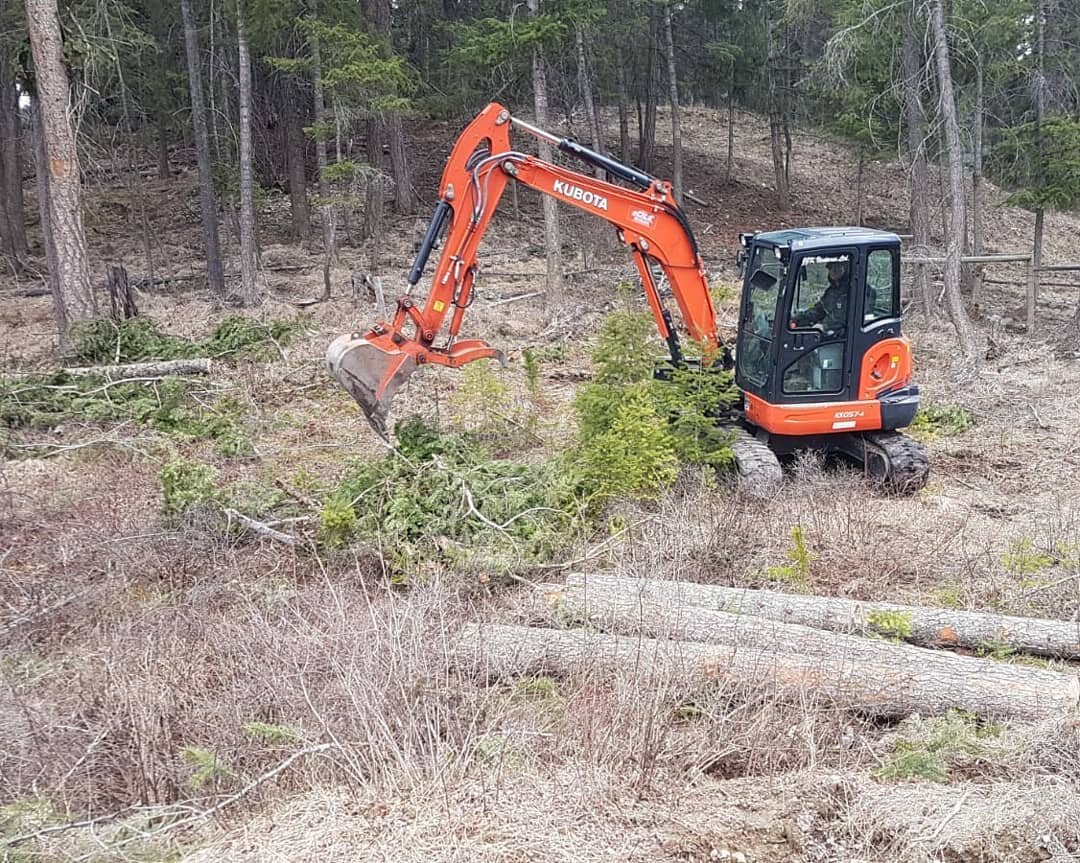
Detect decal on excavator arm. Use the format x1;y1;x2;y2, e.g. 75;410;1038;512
552;180;608;211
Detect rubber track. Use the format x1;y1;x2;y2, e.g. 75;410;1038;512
730;428;783;498
863;431;929;494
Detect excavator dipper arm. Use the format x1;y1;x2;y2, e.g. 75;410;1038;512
327;102;719;438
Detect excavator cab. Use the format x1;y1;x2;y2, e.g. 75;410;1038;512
733;229;927;489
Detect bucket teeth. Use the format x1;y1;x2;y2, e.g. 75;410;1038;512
326;332;418;440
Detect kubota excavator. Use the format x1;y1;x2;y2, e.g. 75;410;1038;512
327;102;929;492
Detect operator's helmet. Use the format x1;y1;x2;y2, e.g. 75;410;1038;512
827;259;849;281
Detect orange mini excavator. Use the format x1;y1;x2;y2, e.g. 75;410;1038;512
327;102;929;492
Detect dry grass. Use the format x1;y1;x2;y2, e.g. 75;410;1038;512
5;105;1080;862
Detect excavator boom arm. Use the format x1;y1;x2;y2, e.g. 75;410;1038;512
327;102;719;437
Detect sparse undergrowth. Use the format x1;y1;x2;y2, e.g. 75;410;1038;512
908;404;975;442
72;315;313;364
0;374;252;458
874;710;1005;782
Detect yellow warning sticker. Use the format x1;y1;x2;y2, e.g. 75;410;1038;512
433;300;445;312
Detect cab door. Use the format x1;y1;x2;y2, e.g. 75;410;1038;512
734;242;787;398
852;245;903;392
773;249;857;404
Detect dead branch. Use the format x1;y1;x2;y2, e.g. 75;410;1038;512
224;508;303;546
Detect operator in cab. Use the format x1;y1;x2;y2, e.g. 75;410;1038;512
792;259;850;336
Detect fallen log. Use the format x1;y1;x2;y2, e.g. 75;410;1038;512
455;623;1078;720
60;359;212;379
564;573;1080;660
555;580;1080;715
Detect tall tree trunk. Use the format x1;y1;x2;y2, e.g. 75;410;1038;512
285;84;311;241
638;9;659;172
1032;0;1046;305
360;0;413;214
527;0;562;304
766;19;789;210
365;117;385;241
662;3;682;204
386;114;414;213
855;150;864;226
928;0;978;365
25;0;96;334
156;117;171;180
903;7;932;321
1032;208;1045;303
616;61;631;163
180;0;226;299
236;2;258;305
0;61;28;262
575;26;602;176
32;104;65;335
971;57;985;309
725;63;735;184
309;0;333;300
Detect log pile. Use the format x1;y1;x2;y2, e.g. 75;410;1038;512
453;574;1080;722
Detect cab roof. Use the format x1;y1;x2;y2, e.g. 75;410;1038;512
752;227;901;251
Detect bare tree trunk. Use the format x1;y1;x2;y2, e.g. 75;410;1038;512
386;114;414;213
725;64;735;184
285;85;311;241
971;58;985;310
1032;0;1046;308
766;20;789;211
575;26;602;177
1033;208;1045;300
527;0;562;304
365;118;385;242
616;62;631;163
180;0;226;299
638;9;659;172
156;117;171;180
855;150;864;226
236;3;259;305
31;104;64;335
662;3;682;204
928;0;978;365
309;0;333;300
0;60;28;262
358;0;414;214
25;0;96;332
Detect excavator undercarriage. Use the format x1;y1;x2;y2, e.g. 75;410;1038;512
326;102;929;494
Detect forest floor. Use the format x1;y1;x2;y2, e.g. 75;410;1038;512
3;105;1080;862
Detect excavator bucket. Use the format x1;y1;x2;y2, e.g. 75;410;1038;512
326;332;418;440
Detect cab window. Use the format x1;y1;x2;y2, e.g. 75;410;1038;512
788;253;853;335
864;249;899;325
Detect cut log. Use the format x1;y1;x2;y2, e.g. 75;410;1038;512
59;359;212;379
565;573;1080;660
556;580;1080;717
455;623;1078;721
